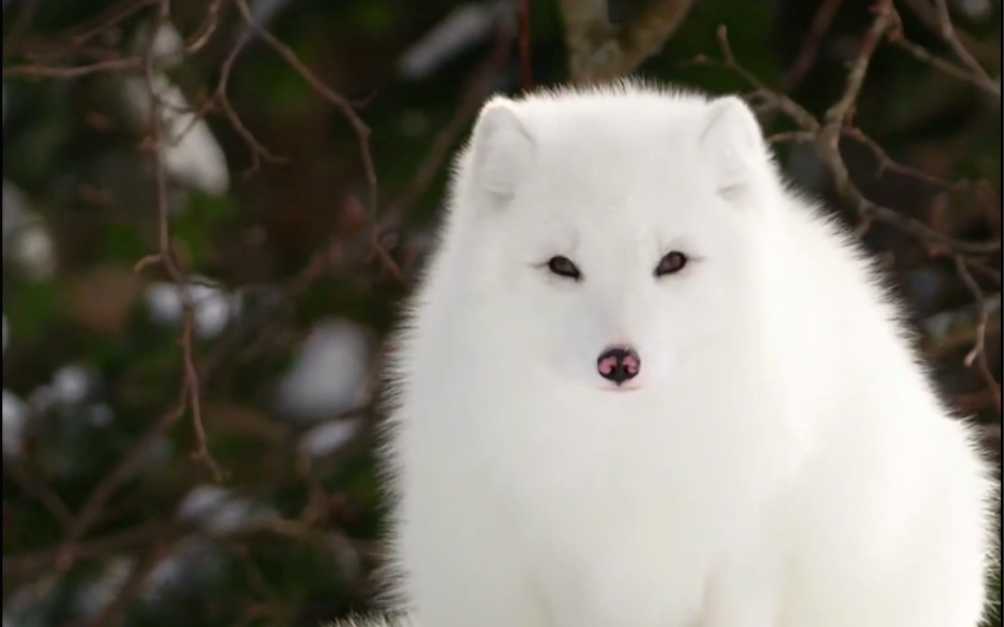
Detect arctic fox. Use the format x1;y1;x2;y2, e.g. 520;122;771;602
372;81;998;627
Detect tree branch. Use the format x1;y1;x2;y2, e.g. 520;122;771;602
557;0;699;83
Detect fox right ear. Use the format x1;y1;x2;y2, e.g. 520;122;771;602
467;97;534;208
698;96;769;200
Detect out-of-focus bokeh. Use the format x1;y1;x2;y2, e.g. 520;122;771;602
1;0;1000;625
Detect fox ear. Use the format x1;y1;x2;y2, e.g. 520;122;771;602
467;97;535;209
698;96;768;200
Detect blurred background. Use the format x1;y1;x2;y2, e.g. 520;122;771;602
1;0;1000;625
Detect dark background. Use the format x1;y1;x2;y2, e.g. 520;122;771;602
2;0;1001;625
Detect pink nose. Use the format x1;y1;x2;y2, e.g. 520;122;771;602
597;346;641;384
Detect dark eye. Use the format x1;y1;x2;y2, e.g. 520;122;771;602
547;256;582;280
655;251;688;277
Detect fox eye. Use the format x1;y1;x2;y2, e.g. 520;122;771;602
546;256;582;280
655;251;688;277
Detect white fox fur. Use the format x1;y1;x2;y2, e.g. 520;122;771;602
361;81;998;627
328;617;415;627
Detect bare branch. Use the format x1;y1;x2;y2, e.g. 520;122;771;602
898;0;1000;70
557;0;698;83
228;0;408;283
780;0;846;92
931;0;998;95
380;19;517;233
696;15;1000;257
3;462;75;530
955;257;1003;414
886;8;1000;99
822;0;895;128
138;0;227;483
51;391;190;574
78;541;174;627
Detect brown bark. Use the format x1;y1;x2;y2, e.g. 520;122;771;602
557;0;700;84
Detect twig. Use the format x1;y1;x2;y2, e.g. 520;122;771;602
3;462;75;530
558;0;699;83
821;0;894;128
140;0;227;483
28;3;244;574
898;0;999;69
2;0;161;60
1;0;44;54
921;293;1001;358
3;56;144;79
66;0;162;46
767;131;816;143
179;308;227;481
841;126;967;189
818;0;948;243
3;0;222;78
697;16;1000;256
955;257;1002;414
229;0;397;280
51;384;190;574
886;11;1001;99
780;0;846;92
931;0;998;97
4;523;166;582
210;29;288;175
78;541;174;627
379;16;517;234
688;29;821;131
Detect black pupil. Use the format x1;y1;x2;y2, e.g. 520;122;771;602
549;257;578;277
659;252;685;274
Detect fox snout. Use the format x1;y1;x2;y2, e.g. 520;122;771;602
596;345;641;386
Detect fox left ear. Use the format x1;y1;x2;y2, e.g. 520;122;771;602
697;96;769;200
467;97;536;210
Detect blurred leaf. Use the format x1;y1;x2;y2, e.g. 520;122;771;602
65;263;146;336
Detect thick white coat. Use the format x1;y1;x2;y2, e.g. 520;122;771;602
329;617;416;627
376;82;998;627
